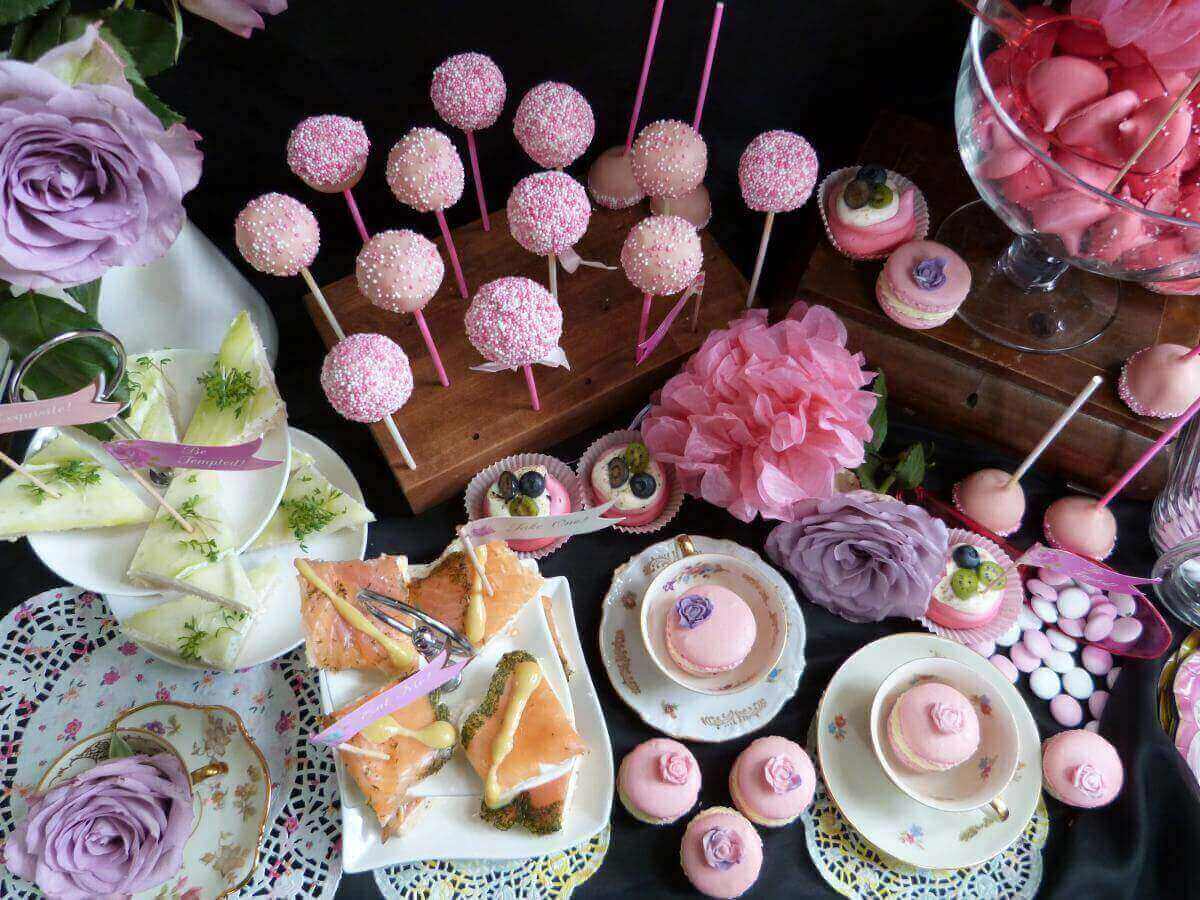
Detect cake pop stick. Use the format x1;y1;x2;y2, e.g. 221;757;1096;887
621;215;703;360
548;255;558;301
299;267;346;341
465;133;489;230
1097;391;1200;509
523;365;541;411
628;0;667;153
692;2;725;131
343;191;370;244
1010;375;1103;484
321;333;417;470
1185;344;1200;361
507;171;591;302
286;116;371;243
434;210;469;299
1107;70;1200;193
746;213;775;308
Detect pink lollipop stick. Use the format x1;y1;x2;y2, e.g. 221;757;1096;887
343;188;370;244
413;309;450;387
523;364;541;411
625;0;667;154
1096;392;1200;509
465;131;490;231
637;292;653;351
692;2;725;130
434;209;469;298
1185;344;1200;361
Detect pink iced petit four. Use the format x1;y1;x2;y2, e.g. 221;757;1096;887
886;681;981;773
1041;728;1123;808
680;807;763;899
952;468;1025;537
823;165;919;259
1119;343;1200;419
617;738;701;825
589;440;669;527
926;541;1008;630
1043;495;1117;560
728;736;815;827
483;464;571;553
876;240;971;330
665;585;756;677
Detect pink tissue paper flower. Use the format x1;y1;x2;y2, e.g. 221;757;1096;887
641;302;876;523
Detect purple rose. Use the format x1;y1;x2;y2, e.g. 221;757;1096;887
765;491;949;623
4;753;194;899
180;0;288;38
1072;763;1105;798
658;751;693;785
0;26;202;289
675;594;713;629
701;826;743;870
929;702;965;734
912;257;948;290
763;754;804;794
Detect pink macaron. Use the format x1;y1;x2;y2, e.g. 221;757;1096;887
728;736;815;827
680;807;763;899
618;738;701;825
1041;728;1123;808
886;681;981;773
876;240;971;330
665;585;757;677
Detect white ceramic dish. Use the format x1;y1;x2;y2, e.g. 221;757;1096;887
323;574;613;870
107;427;368;670
25;348;289;596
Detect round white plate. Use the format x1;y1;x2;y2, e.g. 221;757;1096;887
816;632;1042;870
25;349;289;596
107;427;369;670
598;535;806;742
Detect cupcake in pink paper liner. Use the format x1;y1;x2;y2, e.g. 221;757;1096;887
576;429;683;534
919;528;1024;646
464;452;584;559
641;301;876;524
818;165;928;261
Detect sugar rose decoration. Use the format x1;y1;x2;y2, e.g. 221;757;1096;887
701;826;743;870
1072;763;1105;798
765;491;949;623
763;754;804;794
641;302;876;523
659;752;693;785
675;594;713;629
929;701;965;734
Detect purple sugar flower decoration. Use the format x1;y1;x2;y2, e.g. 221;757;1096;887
912;257;948;290
675;594;713;629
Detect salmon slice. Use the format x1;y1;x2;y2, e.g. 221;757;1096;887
407;541;544;647
460;650;587;834
325;681;453;841
297;555;417;675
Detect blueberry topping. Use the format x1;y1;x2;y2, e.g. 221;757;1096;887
857;165;887;186
842;179;871;210
629;472;657;499
606;456;630;489
517;470;546;498
952;544;981;569
623;441;651;474
495;471;518;501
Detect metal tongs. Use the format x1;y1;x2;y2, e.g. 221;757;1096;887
359;588;476;692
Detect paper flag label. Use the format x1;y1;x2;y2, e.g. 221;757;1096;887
463;500;618;544
1017;543;1158;591
471;345;571;373
0;378;122;436
636;271;705;364
104;437;283;472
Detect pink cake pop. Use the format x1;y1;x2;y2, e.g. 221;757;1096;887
465;276;563;411
1119;342;1200;418
738;130;819;307
630;120;707;203
320;332;416;469
954;469;1027;537
355;230;450;387
589;147;645;210
431;52;506;231
507;171;591;300
621;214;703;356
513;81;595;170
286;115;371;242
1044;496;1118;560
386;127;469;299
651;185;712;229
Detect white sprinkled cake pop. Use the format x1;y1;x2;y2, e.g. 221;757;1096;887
738;130;819;213
431;52;506;132
651;184;712;229
629;119;707;201
356;230;444;314
588;146;645;210
321;332;417;468
507;171;591;257
513;81;595;169
466;276;563;368
386;127;465;213
286;115;370;193
621;214;703;296
235;193;319;277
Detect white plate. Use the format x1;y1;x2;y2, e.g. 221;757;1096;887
25;349;289;596
107;427;369;670
324;574;614;870
599;535;806;741
816;632;1042;870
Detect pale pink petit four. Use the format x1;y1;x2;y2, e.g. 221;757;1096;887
886;681;981;773
680;807;763;899
728;736;815;827
664;585;757;676
1041;728;1123;808
617;738;701;825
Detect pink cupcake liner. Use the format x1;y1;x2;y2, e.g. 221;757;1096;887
464;452;585;560
817;166;929;262
951;481;1020;538
575;429;684;535
919;528;1025;646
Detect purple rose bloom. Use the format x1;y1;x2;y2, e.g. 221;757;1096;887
0;26;202;289
3;753;194;899
180;0;287;37
765;491;948;623
675;594;713;629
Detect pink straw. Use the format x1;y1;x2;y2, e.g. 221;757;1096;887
434;209;468;298
692;2;725;130
637;293;653;352
465;131;490;231
413;310;449;387
343;188;370;244
523;364;541;411
1185;344;1200;361
625;0;667;154
1096;392;1200;508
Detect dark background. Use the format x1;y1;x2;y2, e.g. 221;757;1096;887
4;1;1200;897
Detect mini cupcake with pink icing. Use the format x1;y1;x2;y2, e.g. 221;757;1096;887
482;464;572;553
821;164;926;260
886;681;981;773
680;807;763;899
728;736;815;827
665;586;757;677
926;538;1011;631
617;738;701;825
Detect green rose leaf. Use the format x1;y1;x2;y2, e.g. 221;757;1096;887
106;732;136;760
0;0;58;27
104;8;179;77
8;0;68;59
864;373;888;455
892;443;928;490
66;279;102;320
131;82;184;128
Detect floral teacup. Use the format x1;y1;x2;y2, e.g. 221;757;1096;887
37;726;226;795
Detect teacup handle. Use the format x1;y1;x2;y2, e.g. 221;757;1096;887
675;535;698;558
190;761;228;786
989;797;1009;821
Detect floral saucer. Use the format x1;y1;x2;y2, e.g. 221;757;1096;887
598;535;806;741
816;632;1042;869
110;701;271;898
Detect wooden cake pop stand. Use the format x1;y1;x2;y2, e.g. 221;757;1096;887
304;206;746;513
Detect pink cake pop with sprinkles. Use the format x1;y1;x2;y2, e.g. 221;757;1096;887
431;52;506;231
286;115;372;242
386;126;469;299
739;130;819;307
512;81;595;170
621;214;703;358
320;332;417;469
465;276;563;411
630;119;708;204
507;171;591;300
356;230;450;387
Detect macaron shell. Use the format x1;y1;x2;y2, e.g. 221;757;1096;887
876;269;956;330
882;240;972;313
617;738;701;824
728;736;815;827
665;585;757;675
1041;729;1123;808
680;807;764;899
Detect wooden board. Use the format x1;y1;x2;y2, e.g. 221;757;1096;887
794;111;1200;500
306;206;747;513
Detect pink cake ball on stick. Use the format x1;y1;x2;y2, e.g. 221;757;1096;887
355;230;450;387
651;185;712;230
465;276;563;412
1119;342;1200;418
507;171;591;301
286;114;371;242
386;126;469;299
513;81;595;170
738;130;818;307
630;119;707;206
621;214;703;356
431;52;506;231
321;333;416;469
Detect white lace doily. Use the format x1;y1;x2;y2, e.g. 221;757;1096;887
0;588;342;899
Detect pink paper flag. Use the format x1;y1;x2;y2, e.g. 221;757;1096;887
0;378;121;436
103;437;283;472
463;500;617;544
